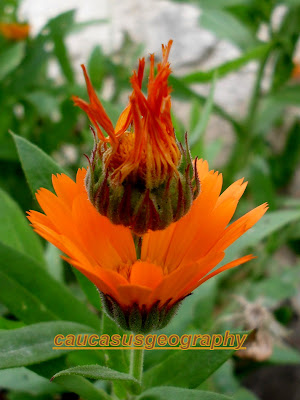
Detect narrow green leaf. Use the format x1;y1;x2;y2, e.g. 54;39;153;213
223;209;300;265
11;132;67;195
47;9;76;36
52;365;140;394
52;35;75;83
189;73;216;154
248;157;277;210
88;45;106;90
200;9;257;50
143;344;236;389
268;345;300;365
28;357;112;400
24;91;60;118
254;86;300;134
0;188;45;265
70;18;108;34
0;367;61;395
45;243;64;283
0;321;96;369
138;387;233;400
73;269;101;310
0;317;24;330
199;0;251;7
0;242;98;328
101;313;130;372
52;375;113;400
0;42;25;80
169;75;241;134
182;44;270;84
233;388;259;400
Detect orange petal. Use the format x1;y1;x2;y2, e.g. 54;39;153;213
115;104;132;134
130;261;164;289
214;203;268;252
52;173;78;208
116;285;152;309
197;254;255;286
65;257;126;301
162;170;223;272
71;193;136;268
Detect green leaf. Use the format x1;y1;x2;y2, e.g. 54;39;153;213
24;91;60;118
203;138;223;165
0;367;61;395
143;344;235;389
189;73;216;155
101;313;130;372
88;45;106;90
164;279;217;336
11;132;67;195
270;121;300;188
0;42;25;80
51;364;141;394
138;387;233;400
0;242;98;328
223;209;300;266
248;266;300;307
47;10;75;83
200;9;257;50
200;0;251;6
248;157;277;210
169;75;241;134
52;35;75;83
52;375;113;400
0;188;45;265
0;321;96;369
182;44;271;84
284;0;300;6
268;345;300;365
233;388;259;400
70;18;108;34
29;357;113;400
73;269;101;310
47;9;76;36
0;317;24;330
44;243;64;283
254;86;300;133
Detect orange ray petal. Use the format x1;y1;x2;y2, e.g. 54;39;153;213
214;203;268;252
52;173;78;208
198;254;255;286
71;193;136;268
116;285;153;309
130;261;164;289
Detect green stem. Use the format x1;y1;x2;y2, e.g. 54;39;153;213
224;45;273;183
246;48;271;132
130;346;144;384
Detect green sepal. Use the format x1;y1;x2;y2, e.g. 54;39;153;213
85;134;200;235
99;292;182;334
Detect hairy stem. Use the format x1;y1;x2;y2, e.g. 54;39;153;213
130;346;144;384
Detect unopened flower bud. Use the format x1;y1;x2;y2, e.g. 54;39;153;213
73;40;200;235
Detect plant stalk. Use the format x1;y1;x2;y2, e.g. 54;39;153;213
130;346;144;384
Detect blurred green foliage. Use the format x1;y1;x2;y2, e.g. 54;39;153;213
0;0;300;399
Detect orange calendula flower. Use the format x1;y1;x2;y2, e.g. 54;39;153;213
72;40;200;235
0;22;30;40
28;161;268;333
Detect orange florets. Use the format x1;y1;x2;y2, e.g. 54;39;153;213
73;40;181;189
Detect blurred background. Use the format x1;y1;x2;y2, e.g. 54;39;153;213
0;1;300;400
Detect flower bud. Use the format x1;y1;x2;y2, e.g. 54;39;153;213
73;40;200;235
